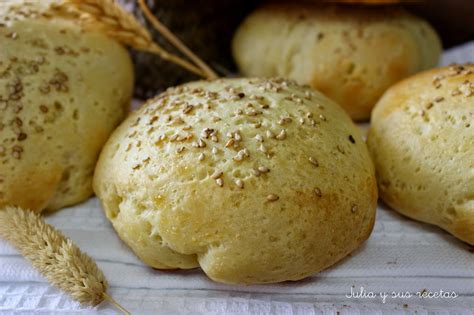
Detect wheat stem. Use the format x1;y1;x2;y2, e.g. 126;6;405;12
137;0;218;80
52;0;207;78
103;292;131;315
0;206;128;314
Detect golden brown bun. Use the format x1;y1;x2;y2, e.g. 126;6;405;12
368;64;474;245
0;1;134;212
94;77;377;284
232;4;441;121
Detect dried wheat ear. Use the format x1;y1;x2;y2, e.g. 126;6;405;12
51;0;218;79
0;206;129;314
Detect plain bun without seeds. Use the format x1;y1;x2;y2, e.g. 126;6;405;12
368;64;474;245
232;3;441;120
93;77;377;284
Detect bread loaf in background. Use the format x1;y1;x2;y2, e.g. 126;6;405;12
368;64;474;245
94;77;377;284
232;4;441;121
0;1;134;212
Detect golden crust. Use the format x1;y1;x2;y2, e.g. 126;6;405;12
368;64;474;245
93;77;377;284
232;4;441;121
0;1;134;212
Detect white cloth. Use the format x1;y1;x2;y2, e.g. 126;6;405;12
1;43;473;314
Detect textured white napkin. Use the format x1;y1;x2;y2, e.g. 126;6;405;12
0;42;473;314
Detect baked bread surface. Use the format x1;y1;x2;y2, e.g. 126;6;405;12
232;4;441;120
368;64;474;245
94;77;377;284
0;1;134;212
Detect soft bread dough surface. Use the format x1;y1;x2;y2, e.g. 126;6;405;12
368;64;474;245
232;4;441;120
0;0;134;212
94;78;377;284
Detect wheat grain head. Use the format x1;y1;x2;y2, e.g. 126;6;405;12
0;206;107;306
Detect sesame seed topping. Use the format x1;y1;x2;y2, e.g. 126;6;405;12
434;96;444;102
258;166;269;173
319;114;327;121
314;188;322;197
251;168;261;177
198;153;205;161
276;129;287;140
235;179;244;189
183;104;194;114
211;170;223;179
255;134;264;142
266;130;275;138
267;194;279;202
177;146;185;153
216;178;223;187
259;144;267;153
225;139;235;148
17;133;27;141
212;147;218;155
351;205;358;213
309;157;319;167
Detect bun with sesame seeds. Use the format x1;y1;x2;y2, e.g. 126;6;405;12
232;4;441;121
0;1;134;212
93;77;377;284
368;64;474;245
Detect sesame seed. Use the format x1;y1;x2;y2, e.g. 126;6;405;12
351;205;358;213
177;146;185;153
251;168;261;177
259;144;267;153
267;194;279;202
211;170;223;179
254;122;262;128
309;157;319;167
319;114;327;121
225;139;235;148
183;104;194;114
266;130;275;138
255;134;264;142
197;139;206;148
17;133;27;141
198;153;205;161
314;188;322;197
216;178;223;187
434;96;444;102
276;129;287;140
425;102;434;109
234;131;242;141
258;166;269;173
233;153;243;161
234;179;244;189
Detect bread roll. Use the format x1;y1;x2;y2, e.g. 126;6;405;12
368;64;474;245
232;4;441;120
94;77;377;284
0;1;134;212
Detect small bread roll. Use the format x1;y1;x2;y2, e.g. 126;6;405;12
0;1;134;212
368;64;474;245
232;4;441;120
94;77;377;284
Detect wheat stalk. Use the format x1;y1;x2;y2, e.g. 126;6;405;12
51;0;206;78
0;206;129;314
137;0;218;80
